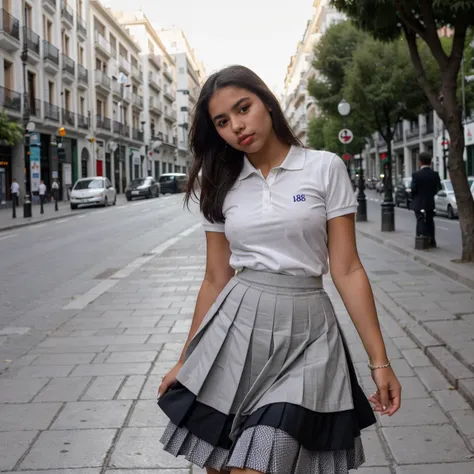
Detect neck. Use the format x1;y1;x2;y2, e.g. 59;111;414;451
247;131;291;173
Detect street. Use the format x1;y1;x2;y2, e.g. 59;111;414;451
0;194;473;473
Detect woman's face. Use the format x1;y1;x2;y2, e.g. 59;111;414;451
208;86;273;153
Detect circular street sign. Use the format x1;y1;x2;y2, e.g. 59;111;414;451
338;128;354;144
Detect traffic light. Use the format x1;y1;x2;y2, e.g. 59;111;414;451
58;147;66;161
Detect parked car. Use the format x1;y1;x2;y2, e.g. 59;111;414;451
395;177;412;208
375;179;384;194
125;177;160;201
70;177;116;210
435;179;458;219
158;173;188;194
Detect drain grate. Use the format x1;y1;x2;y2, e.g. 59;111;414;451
95;268;120;279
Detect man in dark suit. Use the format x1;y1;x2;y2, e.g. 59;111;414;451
411;152;442;248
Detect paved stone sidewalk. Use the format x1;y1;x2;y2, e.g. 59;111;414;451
0;227;473;473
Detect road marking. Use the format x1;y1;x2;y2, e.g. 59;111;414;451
34;224;46;229
437;225;449;230
56;218;69;223
0;233;17;241
117;205;127;209
62;223;202;311
77;214;86;219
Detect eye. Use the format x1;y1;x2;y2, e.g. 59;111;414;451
217;118;228;127
240;105;250;113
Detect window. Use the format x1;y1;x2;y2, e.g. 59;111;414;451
64;89;71;111
63;34;70;55
77;0;83;17
25;3;32;28
96;99;103;116
3;60;13;91
79;97;85;115
95;58;101;70
27;71;36;108
48;81;54;104
43;17;53;42
78;46;84;65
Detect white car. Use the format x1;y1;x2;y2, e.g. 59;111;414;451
70;177;117;210
435;180;458;219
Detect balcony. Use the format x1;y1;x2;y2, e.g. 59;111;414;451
164;109;177;123
132;128;144;142
148;72;161;91
95;70;111;94
42;0;57;15
43;40;59;74
44;102;60;122
94;30;111;58
422;122;434;136
119;55;131;73
61;1;74;29
113;120;121;134
406;126;420;140
148;54;161;69
23;27;40;64
29;98;42;119
96;115;111;132
77;16;87;40
163;67;173;83
0;9;20;51
0;86;21;113
163;89;174;103
149;97;162;115
62;109;75;127
62;53;75;84
78;64;88;89
77;114;89;130
121;124;130;137
132;65;143;83
132;94;143;109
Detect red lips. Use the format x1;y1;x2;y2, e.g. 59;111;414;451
238;133;255;145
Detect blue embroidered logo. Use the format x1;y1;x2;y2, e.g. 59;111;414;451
293;194;306;202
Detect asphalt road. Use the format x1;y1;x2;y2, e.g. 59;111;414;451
0;193;199;331
364;189;462;254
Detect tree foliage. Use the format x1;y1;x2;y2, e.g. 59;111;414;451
332;0;474;261
0;111;23;146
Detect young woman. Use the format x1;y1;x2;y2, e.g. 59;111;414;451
157;65;401;474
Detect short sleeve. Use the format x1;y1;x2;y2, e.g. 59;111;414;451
201;212;225;233
325;154;358;220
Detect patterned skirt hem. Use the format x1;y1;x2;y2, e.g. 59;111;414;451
160;421;366;474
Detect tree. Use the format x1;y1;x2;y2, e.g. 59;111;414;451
332;0;474;261
0;111;23;146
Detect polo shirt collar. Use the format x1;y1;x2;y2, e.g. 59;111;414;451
238;145;306;180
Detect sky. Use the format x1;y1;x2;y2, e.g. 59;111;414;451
103;0;315;96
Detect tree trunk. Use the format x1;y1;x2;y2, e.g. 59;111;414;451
444;92;474;262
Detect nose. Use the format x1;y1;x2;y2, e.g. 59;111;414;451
231;118;244;134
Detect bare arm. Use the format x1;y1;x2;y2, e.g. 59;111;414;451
328;214;401;415
178;231;235;362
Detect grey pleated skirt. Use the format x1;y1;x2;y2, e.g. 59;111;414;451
158;268;376;473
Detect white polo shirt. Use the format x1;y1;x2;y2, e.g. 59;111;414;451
202;145;357;276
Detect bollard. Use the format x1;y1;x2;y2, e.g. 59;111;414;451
415;235;430;250
12;193;17;219
54;190;58;212
40;194;44;214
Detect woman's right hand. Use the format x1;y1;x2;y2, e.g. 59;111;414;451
157;361;184;399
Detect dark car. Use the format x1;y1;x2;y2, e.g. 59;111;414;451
158;173;187;194
395;177;412;208
125;177;160;201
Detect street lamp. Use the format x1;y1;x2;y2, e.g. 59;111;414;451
21;2;31;218
338;99;351;178
356;144;368;222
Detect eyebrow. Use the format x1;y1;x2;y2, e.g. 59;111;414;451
212;97;250;122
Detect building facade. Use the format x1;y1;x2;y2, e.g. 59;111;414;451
282;0;345;145
159;28;205;172
0;0;93;204
111;10;182;179
90;0;145;193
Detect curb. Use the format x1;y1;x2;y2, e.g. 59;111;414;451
372;283;474;409
356;227;474;290
0;209;89;233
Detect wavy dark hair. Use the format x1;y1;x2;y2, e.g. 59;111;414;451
184;65;301;223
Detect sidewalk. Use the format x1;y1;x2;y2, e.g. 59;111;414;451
0;201;88;233
356;220;474;290
0;227;473;472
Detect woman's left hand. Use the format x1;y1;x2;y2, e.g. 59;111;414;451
368;367;402;416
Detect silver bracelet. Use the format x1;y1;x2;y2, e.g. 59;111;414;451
368;358;391;370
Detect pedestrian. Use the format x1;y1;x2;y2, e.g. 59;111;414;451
157;65;401;474
411;151;442;248
51;178;59;201
39;180;47;205
10;178;19;207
